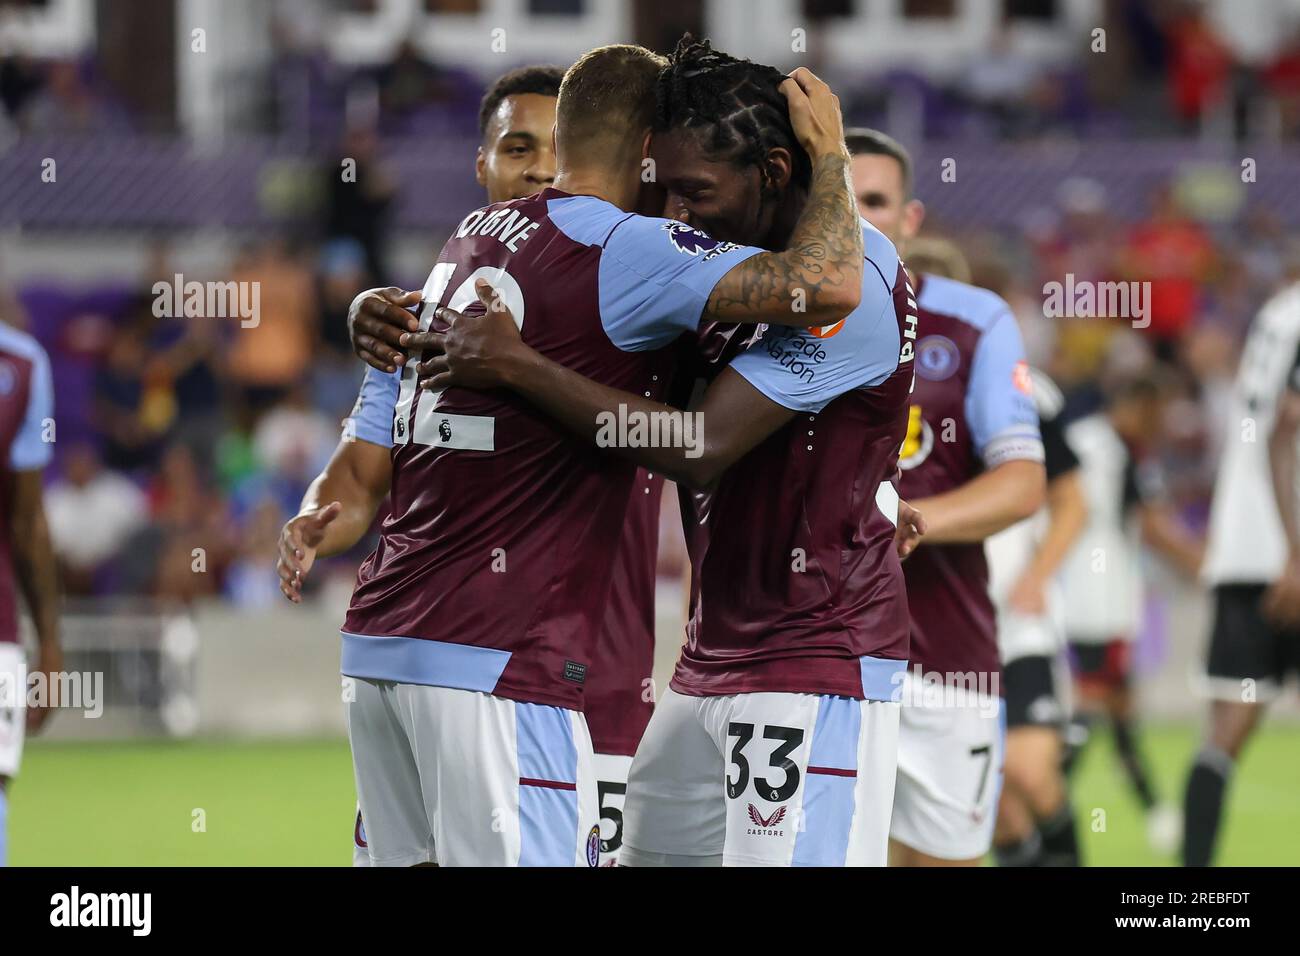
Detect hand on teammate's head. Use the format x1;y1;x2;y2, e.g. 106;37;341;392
780;67;845;162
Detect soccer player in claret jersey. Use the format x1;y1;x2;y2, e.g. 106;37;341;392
417;39;918;867
336;45;867;867
0;321;62;867
846;128;1047;866
280;64;666;865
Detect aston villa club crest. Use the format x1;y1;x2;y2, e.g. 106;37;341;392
586;824;601;866
916;334;960;382
746;803;788;835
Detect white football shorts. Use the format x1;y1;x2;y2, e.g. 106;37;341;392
0;643;26;779
890;670;1006;861
621;687;900;867
348;679;599;867
593;752;633;867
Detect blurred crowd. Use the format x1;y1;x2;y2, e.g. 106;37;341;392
945;174;1300;531
11;230;380;610
5;1;1300;143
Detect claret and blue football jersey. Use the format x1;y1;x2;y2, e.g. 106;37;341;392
897;273;1044;681
341;189;760;711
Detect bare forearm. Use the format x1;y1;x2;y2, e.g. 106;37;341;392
912;461;1046;545
1270;423;1300;556
1020;473;1088;583
11;507;60;650
704;154;863;328
503;348;717;487
298;451;388;558
1140;505;1204;579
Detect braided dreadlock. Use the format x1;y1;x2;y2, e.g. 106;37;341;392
654;36;812;192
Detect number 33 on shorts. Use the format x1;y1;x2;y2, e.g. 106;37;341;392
721;692;901;867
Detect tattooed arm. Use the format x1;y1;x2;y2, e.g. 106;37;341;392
703;69;863;328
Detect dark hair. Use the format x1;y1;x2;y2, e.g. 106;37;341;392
1106;366;1175;407
844;127;913;197
654;35;811;191
556;44;666;153
478;65;565;138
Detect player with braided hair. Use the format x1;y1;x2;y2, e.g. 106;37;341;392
649;36;812;252
654;37;812;191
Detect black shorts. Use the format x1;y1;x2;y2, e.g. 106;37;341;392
1068;638;1131;691
1004;655;1065;729
1205;584;1300;701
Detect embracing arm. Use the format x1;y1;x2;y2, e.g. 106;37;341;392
414;281;794;489
497;353;793;490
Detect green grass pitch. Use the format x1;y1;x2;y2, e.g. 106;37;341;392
9;723;1299;865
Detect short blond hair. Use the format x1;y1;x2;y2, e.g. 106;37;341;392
557;44;666;153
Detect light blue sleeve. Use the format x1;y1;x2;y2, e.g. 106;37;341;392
10;342;53;470
728;284;902;414
345;366;398;447
597;216;763;351
965;311;1043;468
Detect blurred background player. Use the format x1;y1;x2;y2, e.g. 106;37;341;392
0;320;61;867
908;235;1089;866
1057;371;1204;854
845;127;1047;867
1185;278;1300;866
271;64;663;866
987;366;1088;867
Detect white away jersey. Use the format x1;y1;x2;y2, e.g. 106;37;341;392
1057;413;1148;642
1203;282;1300;585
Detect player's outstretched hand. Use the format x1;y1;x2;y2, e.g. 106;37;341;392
895;498;927;561
349;287;423;373
277;501;342;604
780;67;846;161
412;279;527;392
25;641;63;733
